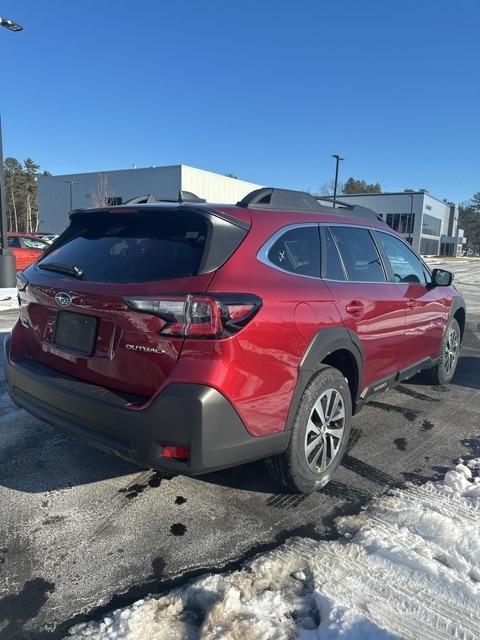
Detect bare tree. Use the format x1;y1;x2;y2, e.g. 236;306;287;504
89;173;111;208
11;188;18;232
317;178;345;197
26;192;32;233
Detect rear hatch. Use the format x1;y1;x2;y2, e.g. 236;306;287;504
18;205;249;398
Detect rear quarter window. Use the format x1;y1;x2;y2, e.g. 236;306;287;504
266;226;320;277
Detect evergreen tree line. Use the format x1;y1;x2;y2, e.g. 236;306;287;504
3;157;51;233
3;157;480;251
459;193;480;253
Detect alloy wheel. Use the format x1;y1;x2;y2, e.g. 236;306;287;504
444;326;459;375
304;388;345;473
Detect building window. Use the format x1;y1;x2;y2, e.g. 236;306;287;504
420;237;440;255
421;213;441;237
385;213;415;235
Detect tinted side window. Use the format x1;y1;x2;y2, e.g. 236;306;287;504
8;237;20;248
329;227;385;282
324;228;346;280
376;231;427;284
267;226;320;277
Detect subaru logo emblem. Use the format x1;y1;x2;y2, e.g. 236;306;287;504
55;292;72;307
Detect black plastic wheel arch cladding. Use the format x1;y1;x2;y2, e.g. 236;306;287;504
285;328;364;432
450;295;466;340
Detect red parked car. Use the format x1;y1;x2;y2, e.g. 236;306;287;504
5;189;466;493
7;233;48;271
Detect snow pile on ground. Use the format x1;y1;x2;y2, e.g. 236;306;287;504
67;460;480;640
0;288;18;311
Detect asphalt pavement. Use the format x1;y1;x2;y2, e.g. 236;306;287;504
1;296;479;639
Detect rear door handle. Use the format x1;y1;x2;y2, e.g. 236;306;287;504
345;300;365;316
406;299;420;309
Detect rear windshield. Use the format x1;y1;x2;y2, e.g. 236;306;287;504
38;212;209;283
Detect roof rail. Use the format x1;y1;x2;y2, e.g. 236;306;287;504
124;191;206;205
237;187;383;221
237;188;324;212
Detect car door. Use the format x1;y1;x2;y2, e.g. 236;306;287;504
323;225;406;396
373;230;448;373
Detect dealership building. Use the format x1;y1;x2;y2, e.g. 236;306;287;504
38;165;464;256
331;191;465;257
37;165;262;233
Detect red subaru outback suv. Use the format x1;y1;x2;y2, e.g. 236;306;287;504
4;188;465;493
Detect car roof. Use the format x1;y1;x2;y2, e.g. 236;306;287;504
73;201;389;230
71;187;391;231
8;232;49;243
217;205;390;230
8;232;42;238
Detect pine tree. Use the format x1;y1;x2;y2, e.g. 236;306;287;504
343;177;382;194
3;156;49;232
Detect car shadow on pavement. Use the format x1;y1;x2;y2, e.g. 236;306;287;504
407;329;480;391
200;460;282;494
198;427;370;495
0;433;143;493
450;356;480;391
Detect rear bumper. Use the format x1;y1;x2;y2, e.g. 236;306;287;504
4;335;288;475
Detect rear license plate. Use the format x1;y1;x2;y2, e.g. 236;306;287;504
54;311;98;355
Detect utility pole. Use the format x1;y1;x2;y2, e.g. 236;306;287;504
0;15;24;286
331;154;344;208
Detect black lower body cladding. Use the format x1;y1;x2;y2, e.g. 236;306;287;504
4;335;287;474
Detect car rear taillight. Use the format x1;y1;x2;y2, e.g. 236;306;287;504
162;445;189;460
123;294;262;338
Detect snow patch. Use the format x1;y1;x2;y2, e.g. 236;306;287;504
0;288;18;311
66;459;480;640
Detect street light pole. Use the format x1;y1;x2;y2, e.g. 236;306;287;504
0;117;16;287
0;14;23;287
64;180;78;211
331;154;344;208
0;17;23;32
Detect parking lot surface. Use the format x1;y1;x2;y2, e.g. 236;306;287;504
1;294;480;639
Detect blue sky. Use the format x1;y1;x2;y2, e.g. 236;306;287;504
1;0;479;202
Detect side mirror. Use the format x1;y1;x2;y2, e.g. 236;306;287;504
432;268;453;287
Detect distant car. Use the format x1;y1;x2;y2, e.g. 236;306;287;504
39;234;59;245
7;233;49;271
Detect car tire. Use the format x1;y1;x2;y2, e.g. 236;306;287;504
267;365;352;494
427;317;461;385
426;318;462;385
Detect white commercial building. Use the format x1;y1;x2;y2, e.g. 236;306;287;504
37;165;262;233
330;191;465;256
38;166;464;257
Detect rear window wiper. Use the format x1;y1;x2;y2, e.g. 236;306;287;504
38;262;85;279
